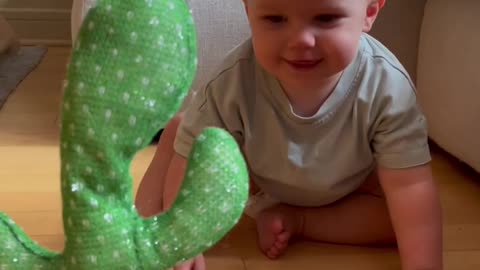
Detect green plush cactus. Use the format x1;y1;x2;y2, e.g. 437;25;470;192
0;0;249;269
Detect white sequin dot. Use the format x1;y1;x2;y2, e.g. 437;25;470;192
95;65;102;73
82;105;89;113
168;83;176;93
72;183;83;192
90;255;97;264
98;86;106;95
129;116;136;126
112;48;118;57
75;145;83;154
105;110;112;120
142;77;150;86
85;167;92;174
150;17;159;26
162;63;170;72
157;36;165;46
106;5;112;12
123;93;130;102
135;138;142;146
104;213;113;223
181;189;191;196
97;235;105;244
6;240;15;250
127;11;134;19
82;219;90;228
90;44;97;51
135;55;143;63
117;70;124;80
130;32;138;41
176;24;183;33
113;251;120;259
112;133;118;141
145;99;156;109
90;198;98;208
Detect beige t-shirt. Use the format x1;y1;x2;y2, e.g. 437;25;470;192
174;34;431;207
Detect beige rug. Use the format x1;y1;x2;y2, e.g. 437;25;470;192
0;46;47;109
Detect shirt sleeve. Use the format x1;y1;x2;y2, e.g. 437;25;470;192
371;80;432;169
174;84;225;158
173;76;245;158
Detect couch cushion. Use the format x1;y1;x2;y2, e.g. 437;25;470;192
417;0;480;172
181;0;250;109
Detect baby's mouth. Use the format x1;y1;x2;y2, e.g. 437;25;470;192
285;59;323;70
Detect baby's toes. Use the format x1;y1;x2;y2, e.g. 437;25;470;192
266;245;282;259
277;231;291;244
274;238;288;250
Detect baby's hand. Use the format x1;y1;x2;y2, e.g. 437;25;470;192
170;254;205;270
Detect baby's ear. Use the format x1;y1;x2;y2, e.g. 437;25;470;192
363;1;383;32
379;0;386;9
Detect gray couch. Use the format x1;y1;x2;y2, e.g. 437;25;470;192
72;0;480;173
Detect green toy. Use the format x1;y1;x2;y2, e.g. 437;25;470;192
0;0;249;269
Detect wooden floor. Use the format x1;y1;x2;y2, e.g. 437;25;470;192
1;47;480;270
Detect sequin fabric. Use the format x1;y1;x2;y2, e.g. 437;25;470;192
0;0;249;269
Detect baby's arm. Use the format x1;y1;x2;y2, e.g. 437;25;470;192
378;164;443;270
135;114;186;217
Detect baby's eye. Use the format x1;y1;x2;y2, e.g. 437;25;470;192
315;14;342;24
263;15;287;23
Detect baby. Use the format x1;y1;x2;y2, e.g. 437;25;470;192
136;0;443;269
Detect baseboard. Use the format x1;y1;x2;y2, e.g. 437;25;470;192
1;7;72;46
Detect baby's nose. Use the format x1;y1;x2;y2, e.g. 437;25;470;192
289;29;316;48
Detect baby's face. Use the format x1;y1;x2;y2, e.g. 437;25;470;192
243;0;380;91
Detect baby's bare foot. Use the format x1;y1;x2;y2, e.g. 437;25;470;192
256;204;303;259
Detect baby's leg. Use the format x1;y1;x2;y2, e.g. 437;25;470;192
256;171;396;259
